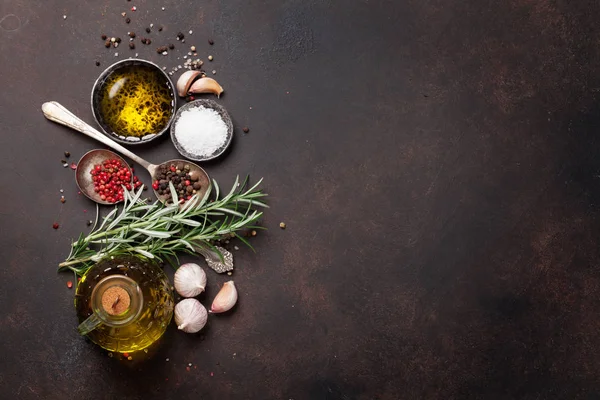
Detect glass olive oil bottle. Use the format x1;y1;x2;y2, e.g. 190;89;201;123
75;256;174;353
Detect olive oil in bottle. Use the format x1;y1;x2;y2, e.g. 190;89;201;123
75;256;174;353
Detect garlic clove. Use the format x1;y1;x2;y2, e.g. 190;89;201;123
175;298;208;333
176;70;202;97
174;263;207;298
210;280;238;313
188;77;224;98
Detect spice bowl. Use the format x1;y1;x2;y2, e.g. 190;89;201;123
76;149;133;205
91;59;177;145
170;99;233;162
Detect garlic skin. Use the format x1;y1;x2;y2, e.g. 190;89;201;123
176;70;202;97
210;281;238;313
174;263;207;297
188;77;224;98
175;298;208;333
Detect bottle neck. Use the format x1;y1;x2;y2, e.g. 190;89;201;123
90;275;143;327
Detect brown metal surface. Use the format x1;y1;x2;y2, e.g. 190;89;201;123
2;0;600;399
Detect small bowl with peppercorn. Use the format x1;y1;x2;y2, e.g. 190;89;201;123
76;149;140;205
151;160;210;204
170;99;233;161
91;59;177;145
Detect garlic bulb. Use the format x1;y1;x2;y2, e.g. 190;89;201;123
174;263;207;297
175;298;208;333
210;281;238;313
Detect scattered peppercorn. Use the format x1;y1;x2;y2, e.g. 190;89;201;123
146;38;151;44
156;46;168;54
176;32;184;40
70;163;77;170
129;42;135;49
123;352;129;358
129;31;136;38
60;159;66;164
243;127;249;133
208;39;214;45
53;223;60;229
279;222;286;229
67;281;73;289
126;17;131;24
190;46;196;52
168;43;175;49
95;61;100;66
101;34;107;40
146;27;151;33
105;40;111;48
60;196;66;204
251;230;257;236
115;37;122;43
208;55;213;61
158;26;163;32
87;220;93;226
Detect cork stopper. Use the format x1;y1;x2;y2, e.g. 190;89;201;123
101;286;131;315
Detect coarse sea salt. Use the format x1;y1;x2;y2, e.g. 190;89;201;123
174;106;228;158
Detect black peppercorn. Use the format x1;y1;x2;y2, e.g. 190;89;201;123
126;17;131;23
146;27;151;33
158;26;163;32
243;127;249;133
176;32;184;40
101;34;107;40
64;151;70;158
129;32;136;38
168;43;174;49
95;61;100;66
156;46;168;54
115;37;122;43
159;183;167;190
146;38;151;44
129;42;135;49
208;39;214;45
105;40;111;48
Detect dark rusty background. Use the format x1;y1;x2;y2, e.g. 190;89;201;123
2;0;600;399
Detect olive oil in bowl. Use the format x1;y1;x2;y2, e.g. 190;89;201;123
92;59;176;144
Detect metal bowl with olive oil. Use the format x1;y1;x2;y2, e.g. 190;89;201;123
91;59;176;145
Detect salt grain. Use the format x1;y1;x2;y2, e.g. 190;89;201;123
174;106;228;158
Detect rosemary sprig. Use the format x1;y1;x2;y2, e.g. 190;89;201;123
60;176;268;275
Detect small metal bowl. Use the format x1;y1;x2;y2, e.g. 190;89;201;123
76;149;133;205
91;59;177;145
170;99;234;161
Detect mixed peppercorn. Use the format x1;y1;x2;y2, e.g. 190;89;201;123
152;162;202;204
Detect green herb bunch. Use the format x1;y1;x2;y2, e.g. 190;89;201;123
60;176;267;275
